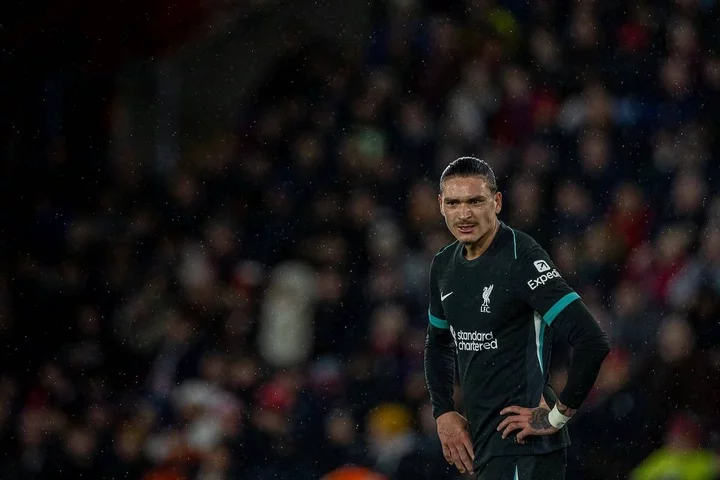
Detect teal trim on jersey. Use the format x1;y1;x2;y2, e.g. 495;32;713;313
543;292;580;325
428;310;449;329
514;465;519;480
435;240;458;256
510;228;517;259
539;321;546;374
534;312;546;374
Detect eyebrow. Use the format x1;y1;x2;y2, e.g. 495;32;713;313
444;195;486;203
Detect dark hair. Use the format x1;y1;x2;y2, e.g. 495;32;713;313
440;157;498;193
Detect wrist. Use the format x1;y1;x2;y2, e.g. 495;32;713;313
434;407;456;420
548;404;572;429
555;399;577;417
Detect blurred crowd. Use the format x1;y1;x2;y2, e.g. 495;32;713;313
3;0;720;479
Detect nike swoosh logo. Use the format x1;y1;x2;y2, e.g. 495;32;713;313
441;292;454;301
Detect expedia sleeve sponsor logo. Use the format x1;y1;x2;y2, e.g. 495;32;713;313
527;269;561;290
450;326;499;352
534;260;551;272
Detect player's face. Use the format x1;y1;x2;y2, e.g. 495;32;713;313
439;175;502;245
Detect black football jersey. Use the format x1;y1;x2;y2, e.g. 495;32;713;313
428;222;574;467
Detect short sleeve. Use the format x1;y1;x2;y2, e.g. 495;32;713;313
428;256;449;329
513;245;580;325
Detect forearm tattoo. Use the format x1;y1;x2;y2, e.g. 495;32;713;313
529;408;553;430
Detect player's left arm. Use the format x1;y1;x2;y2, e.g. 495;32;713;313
497;244;610;443
545;297;611;414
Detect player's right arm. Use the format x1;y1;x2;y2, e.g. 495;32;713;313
423;255;474;474
424;324;456;417
424;255;455;418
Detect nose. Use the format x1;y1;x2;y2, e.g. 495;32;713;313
459;204;472;218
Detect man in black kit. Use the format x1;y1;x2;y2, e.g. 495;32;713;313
424;157;611;479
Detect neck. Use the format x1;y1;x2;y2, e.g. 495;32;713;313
464;220;499;260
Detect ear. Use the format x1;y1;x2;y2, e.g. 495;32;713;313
438;194;445;217
494;192;502;214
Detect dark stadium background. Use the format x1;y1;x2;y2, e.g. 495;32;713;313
2;1;720;479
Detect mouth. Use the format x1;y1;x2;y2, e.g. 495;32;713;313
456;224;476;234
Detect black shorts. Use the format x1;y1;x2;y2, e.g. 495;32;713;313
476;449;566;480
